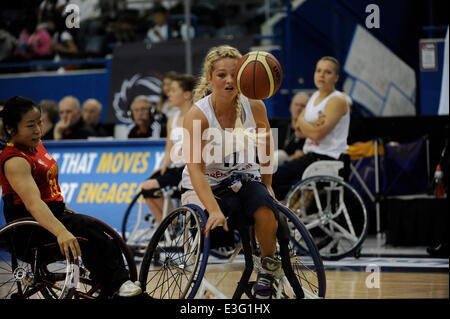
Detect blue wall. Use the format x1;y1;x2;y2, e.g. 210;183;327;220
271;0;428;116
0;62;112;123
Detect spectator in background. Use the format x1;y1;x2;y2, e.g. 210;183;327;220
54;96;96;140
146;5;169;44
157;71;179;118
272;57;350;200
46;19;79;59
127;96;166;139
275;92;309;167
37;0;65;26
0;29;16;62
39;99;59;140
60;0;104;57
82;98;109;137
14;19;54;60
0;102;6;142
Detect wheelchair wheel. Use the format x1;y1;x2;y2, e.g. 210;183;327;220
285;175;368;260
275;204;327;298
139;205;210;299
0;219;76;299
76;214;138;299
0;216;137;299
121;190;157;255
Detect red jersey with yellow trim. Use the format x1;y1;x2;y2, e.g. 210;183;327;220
0;142;64;205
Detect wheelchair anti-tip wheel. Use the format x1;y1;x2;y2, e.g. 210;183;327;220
285;175;368;260
139;205;210;299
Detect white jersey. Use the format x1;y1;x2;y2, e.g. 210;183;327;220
168;110;185;168
302;90;349;159
181;94;261;189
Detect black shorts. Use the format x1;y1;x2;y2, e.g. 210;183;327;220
153;166;184;188
206;181;283;248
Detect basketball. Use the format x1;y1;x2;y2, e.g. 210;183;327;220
235;51;283;100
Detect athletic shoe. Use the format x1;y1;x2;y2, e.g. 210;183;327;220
118;280;142;297
252;256;281;299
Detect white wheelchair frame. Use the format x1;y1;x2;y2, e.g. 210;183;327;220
285;160;368;260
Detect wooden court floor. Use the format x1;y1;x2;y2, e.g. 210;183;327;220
208;270;449;299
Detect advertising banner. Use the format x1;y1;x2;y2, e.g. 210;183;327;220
44;139;166;232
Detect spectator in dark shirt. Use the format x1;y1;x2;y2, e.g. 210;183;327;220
127;96;166;139
54;96;96;140
39;99;59;140
82;98;109;137
275;92;309;166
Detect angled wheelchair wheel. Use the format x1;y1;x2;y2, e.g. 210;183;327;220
285;175;368;260
0;216;137;300
121;190;157;255
275;204;327;299
0;219;76;299
74;215;138;299
139;205;210;299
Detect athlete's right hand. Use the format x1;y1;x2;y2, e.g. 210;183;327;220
56;230;82;262
204;211;229;238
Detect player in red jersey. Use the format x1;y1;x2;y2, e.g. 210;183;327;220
0;96;141;298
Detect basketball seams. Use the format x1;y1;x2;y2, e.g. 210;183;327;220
236;51;282;100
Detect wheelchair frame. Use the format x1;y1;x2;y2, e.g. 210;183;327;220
0;214;137;299
138;203;326;299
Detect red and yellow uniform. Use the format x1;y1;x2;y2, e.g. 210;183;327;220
0;142;64;205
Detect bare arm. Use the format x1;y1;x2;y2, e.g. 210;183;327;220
4;157;81;261
297;95;348;141
250;99;275;198
183;107;228;237
159;114;175;174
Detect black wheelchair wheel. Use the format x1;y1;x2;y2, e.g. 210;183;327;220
139;205;210;299
0;219;75;299
276;204;327;298
0;216;137;299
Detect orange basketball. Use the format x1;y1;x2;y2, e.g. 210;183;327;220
235;51;283;100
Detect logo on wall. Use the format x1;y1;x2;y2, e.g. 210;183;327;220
112;74;162;123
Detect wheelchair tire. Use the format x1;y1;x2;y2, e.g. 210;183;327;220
276;204;327;298
121;190;157;254
139;205;210;299
0;216;137;299
285;175;369;260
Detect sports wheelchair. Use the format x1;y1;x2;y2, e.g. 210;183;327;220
137;184;326;299
284;158;368;260
122;186;181;256
0;214;137;299
122;185;238;260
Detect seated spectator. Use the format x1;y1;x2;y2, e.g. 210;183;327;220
46;19;79;59
127;96;166;139
39;99;59;140
275;92;309;167
54;96;96;140
82;98;109;137
272;57;350;200
146;5;169;43
14;19;54;60
157;71;179;118
0;102;5;142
